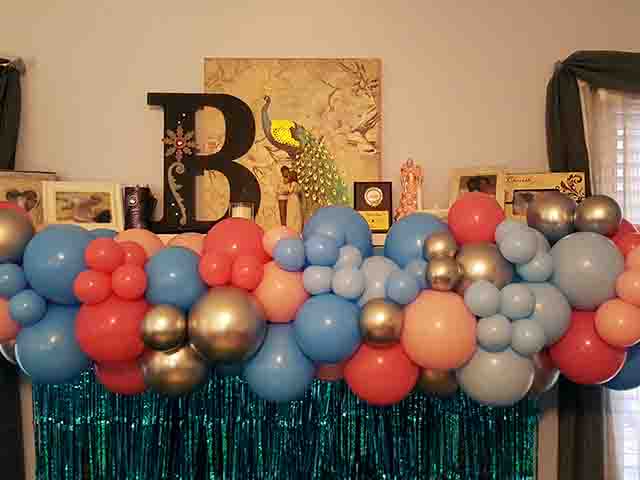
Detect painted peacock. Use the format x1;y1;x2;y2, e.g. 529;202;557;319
261;96;350;216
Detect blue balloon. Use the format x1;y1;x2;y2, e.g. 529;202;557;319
526;282;571;345
500;284;535;320
359;256;400;306
273;238;306;271
90;228;118;239
334;245;363;270
405;258;429;290
145;247;206;310
534;230;551;253
384;213;448;268
23;226;92;304
606;343;640;390
303;206;372;258
244;324;315;402
386;270;419;305
511;319;546;357
499;228;538;264
464;280;501;318
303;266;333;295
331;267;365;300
477;314;512;352
9;289;47;327
0;263;26;298
15;305;90;384
294;294;361;363
516;251;553;282
495;220;527;244
304;234;339;267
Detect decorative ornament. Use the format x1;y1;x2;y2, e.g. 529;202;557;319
162;124;197;162
394;158;424;221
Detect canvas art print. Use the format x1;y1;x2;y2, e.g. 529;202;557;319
201;58;382;231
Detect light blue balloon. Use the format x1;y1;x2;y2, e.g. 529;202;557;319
405;259;429;290
294;294;361;363
386;270;419;305
534;230;551;253
244;324;315;402
23;225;92;304
273;238;306;272
511;319;546;357
9;289;47;327
334;245;363;270
0;263;26;298
500;284;535;320
359;256;401;306
90;228;118;239
516;252;553;282
495;219;527;244
606;343;640;390
384;213;448;268
305;234;340;267
303;206;373;258
464;280;501;318
551;232;624;310
499;227;538;265
332;267;365;300
477;314;512;352
145;247;206;310
15;305;91;384
303;266;333;295
526;282;571;345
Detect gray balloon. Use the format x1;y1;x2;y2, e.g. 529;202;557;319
526;282;571;345
457;347;534;407
550;232;624;311
574;195;622;236
528;351;560;397
477;314;512;352
527;191;576;244
511;320;546;357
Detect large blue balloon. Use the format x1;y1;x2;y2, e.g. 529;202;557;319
294;294;360;363
303;206;372;258
384;213;448;268
606;343;640;391
0;263;26;298
526;282;571;345
15;305;91;384
244;324;315;402
405;258;429;290
304;234;339;267
145;247;206;310
23;226;92;304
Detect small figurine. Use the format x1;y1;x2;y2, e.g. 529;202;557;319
395;158;424;221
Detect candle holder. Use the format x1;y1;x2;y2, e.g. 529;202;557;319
229;201;255;220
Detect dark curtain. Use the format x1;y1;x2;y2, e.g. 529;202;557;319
0;360;24;480
0;59;21;170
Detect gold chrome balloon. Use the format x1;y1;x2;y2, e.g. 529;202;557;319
456;242;513;293
188;286;266;363
359;299;404;347
528;351;560;397
526;191;576;244
427;257;462;292
424;231;458;261
574;195;622;237
141;304;187;351
0;339;16;365
417;369;458;397
0;209;34;263
141;345;208;396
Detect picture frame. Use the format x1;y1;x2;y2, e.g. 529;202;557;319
448;168;506;207
43;181;125;231
0;170;57;229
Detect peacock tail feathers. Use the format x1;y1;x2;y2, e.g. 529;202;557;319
270;120;301;148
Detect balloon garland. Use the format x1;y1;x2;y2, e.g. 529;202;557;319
1;192;639;407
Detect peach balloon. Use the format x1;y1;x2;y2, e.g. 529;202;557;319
262;226;301;258
0;299;20;341
316;361;345;381
168;233;204;255
627;247;640;271
253;261;308;323
115;229;164;258
595;299;640;348
616;270;640;307
401;291;476;370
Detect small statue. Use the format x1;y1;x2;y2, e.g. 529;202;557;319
395;158;423;221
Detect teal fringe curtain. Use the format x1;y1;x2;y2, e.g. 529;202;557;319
32;371;538;480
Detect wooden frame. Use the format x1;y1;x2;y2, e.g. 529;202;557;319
448;168;505;207
43;181;124;231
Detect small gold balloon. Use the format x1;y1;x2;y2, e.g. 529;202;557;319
141;304;187;351
528;351;560;397
526;191;576;244
456;242;513;294
417;369;458;397
188;286;266;363
359;299;404;347
0;339;16;365
0;209;34;263
574;195;622;237
427;257;462;291
424;231;458;261
141;345;208;396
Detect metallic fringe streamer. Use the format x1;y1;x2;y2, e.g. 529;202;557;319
32;372;538;480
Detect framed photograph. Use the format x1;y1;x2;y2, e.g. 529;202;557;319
449;168;505;207
0;170;56;229
43;182;124;231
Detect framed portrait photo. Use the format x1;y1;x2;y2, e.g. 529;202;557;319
43;182;125;231
449;168;505;207
0;170;56;229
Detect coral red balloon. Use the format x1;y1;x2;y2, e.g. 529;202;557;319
120;241;147;267
199;252;233;287
447;192;505;245
231;255;264;291
617;270;640;306
111;264;147;300
76;296;149;363
595;299;640;348
0;299;19;341
614;232;640;257
0;201;29;217
344;343;419;406
549;310;626;385
85;238;125;273
95;360;146;396
73;270;112;305
204;218;269;264
610;218;638;240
